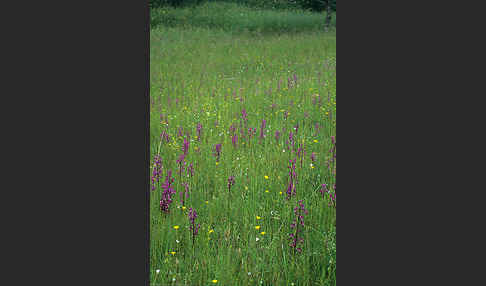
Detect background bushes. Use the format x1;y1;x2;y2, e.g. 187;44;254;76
150;0;336;12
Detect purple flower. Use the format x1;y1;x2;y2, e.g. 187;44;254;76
188;162;194;177
188;208;201;245
228;175;235;192
275;130;281;143
182;137;189;155
319;183;328;197
196;123;202;141
213;143;222;162
161;130;170;143
176;153;186;177
289;200;307;254
229;123;236;134
180;182;189;206
241;108;248;127
286;159;297;200
311;152;316;162
289;132;295;150
259;119;266;140
160;170;176;213
231;134;238;149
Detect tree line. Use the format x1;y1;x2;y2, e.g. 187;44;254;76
149;0;336;13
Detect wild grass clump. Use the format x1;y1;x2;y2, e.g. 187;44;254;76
150;2;335;33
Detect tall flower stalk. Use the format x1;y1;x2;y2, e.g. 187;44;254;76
188;208;200;247
160;170;176;214
213;143;222;162
285;159;297;200
151;154;163;191
289;200;308;255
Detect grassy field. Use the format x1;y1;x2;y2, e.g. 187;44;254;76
150;4;336;285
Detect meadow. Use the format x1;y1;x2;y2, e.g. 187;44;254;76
150;3;336;285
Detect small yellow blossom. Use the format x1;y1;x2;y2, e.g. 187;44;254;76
265;190;269;193
314;140;318;143
209;229;214;234
256;216;261;220
255;226;261;230
205;201;209;204
212;280;218;283
170;251;176;255
279;191;283;195
182;206;186;211
264;175;269;179
173;225;179;230
216;162;219;165
260;232;266;235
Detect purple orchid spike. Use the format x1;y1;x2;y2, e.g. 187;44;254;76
160;170;176;214
275;130;281;143
188;208;201;246
213;143;222;162
259;119;266;140
228;175;235;192
289;200;307;254
231;134;238;149
182;137;189;155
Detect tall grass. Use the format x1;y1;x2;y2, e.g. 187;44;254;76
150;7;336;286
150;2;336;33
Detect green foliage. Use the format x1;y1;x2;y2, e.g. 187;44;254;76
296;0;336;12
150;24;336;285
150;0;336;12
150;2;336;32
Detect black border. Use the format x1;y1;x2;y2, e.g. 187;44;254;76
5;0;150;284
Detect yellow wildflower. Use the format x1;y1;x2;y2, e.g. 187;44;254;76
260;232;266;235
209;229;214;234
173;225;179;230
182;206;186;211
255;226;261;230
256;216;261;220
170;251;176;255
264;175;269;180
314;140;318;143
212;280;218;283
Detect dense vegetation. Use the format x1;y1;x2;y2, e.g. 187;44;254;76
150;3;336;285
150;0;336;13
150;2;335;32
